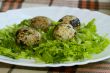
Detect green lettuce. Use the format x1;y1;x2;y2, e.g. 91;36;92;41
0;19;109;63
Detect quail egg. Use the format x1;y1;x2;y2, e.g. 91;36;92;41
58;15;80;29
53;24;75;40
31;16;52;31
16;27;41;46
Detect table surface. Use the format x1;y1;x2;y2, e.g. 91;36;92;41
0;0;110;73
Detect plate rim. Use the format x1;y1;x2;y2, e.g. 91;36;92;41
0;55;110;67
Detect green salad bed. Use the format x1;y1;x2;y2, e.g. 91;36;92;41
0;19;109;63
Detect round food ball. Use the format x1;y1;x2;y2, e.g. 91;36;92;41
16;27;41;46
31;16;52;31
53;24;75;40
58;15;80;29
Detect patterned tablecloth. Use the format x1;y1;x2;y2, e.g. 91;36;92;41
0;0;110;73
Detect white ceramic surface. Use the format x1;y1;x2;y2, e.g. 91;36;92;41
0;7;110;67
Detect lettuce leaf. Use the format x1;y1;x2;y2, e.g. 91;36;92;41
0;19;109;63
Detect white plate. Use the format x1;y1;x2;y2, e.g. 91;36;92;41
0;7;110;67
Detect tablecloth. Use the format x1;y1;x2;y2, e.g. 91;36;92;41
0;0;110;73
